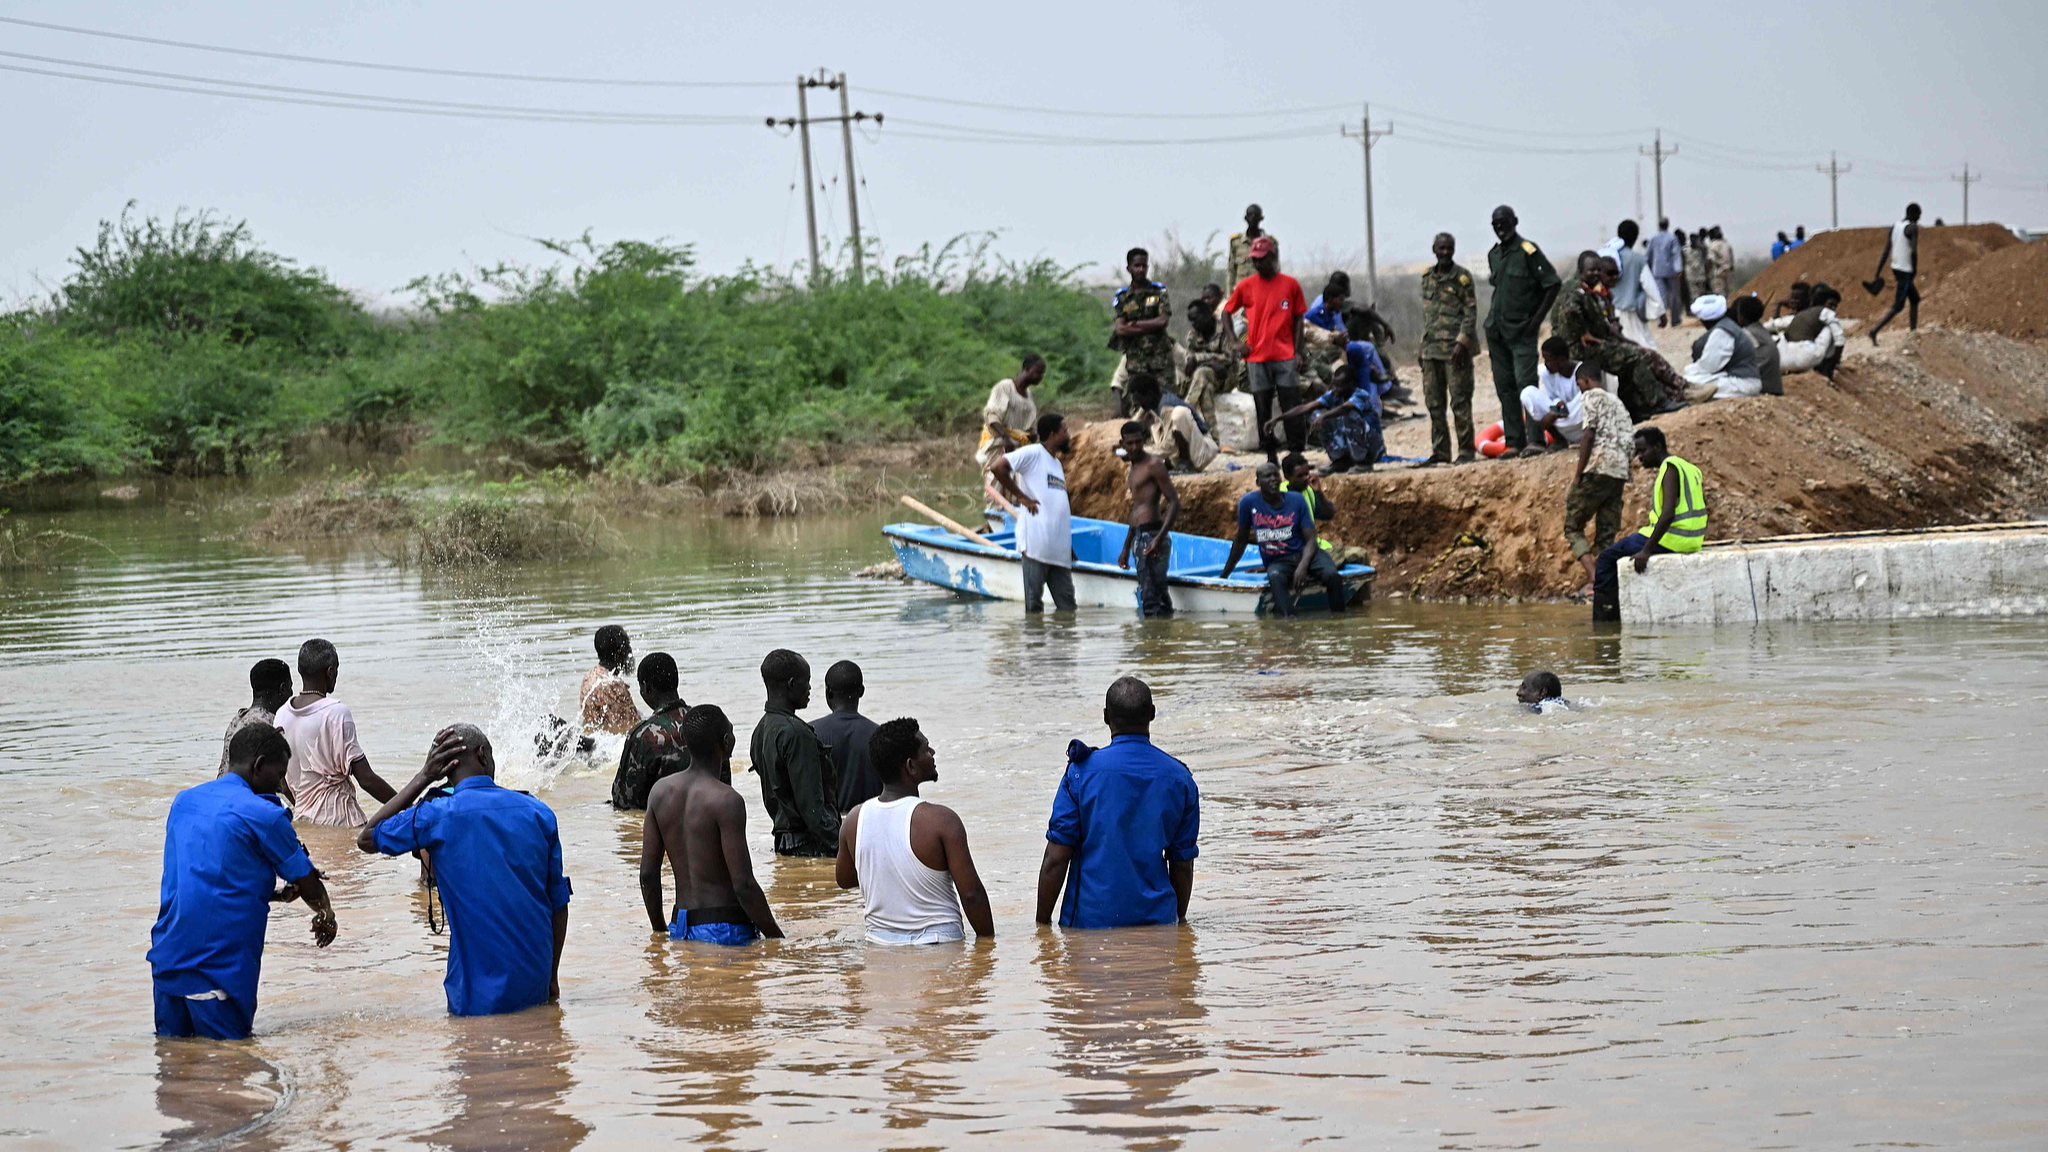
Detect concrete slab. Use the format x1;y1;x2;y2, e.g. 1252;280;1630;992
1620;524;2048;623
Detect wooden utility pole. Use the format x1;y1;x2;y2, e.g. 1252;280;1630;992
765;70;883;284
1340;104;1391;303
1816;152;1851;230
1639;129;1676;223
1952;163;1980;224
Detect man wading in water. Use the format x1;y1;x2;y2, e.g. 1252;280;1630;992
1116;420;1181;617
641;705;783;945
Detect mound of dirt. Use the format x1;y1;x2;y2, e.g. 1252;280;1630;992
1736;224;2018;322
1066;328;2048;600
1927;239;2048;340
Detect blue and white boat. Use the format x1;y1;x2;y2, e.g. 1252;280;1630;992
882;514;1374;614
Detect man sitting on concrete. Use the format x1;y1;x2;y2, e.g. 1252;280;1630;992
1681;295;1764;402
1127;372;1218;473
1591;426;1707;623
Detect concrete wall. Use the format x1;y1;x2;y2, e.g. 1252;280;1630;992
1620;527;2048;624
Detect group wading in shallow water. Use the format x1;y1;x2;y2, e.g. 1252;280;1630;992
153;627;1214;1037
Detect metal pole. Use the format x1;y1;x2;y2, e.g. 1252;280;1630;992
796;76;821;282
1653;129;1664;222
1362;104;1378;304
837;73;864;281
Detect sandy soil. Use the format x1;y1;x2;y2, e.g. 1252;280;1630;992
1066;327;2048;600
1736;224;2018;321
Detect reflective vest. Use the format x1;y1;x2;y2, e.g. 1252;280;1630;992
1642;455;1707;552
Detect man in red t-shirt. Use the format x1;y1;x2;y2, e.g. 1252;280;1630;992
1222;237;1308;461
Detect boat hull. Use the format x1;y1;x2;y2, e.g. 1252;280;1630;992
883;515;1373;615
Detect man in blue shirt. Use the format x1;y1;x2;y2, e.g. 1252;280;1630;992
359;724;571;1016
1036;677;1199;929
1220;461;1350;616
150;724;337;1040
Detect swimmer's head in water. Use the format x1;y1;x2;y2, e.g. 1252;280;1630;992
1517;671;1564;705
1105;676;1155;734
226;723;291;793
594;624;632;672
297;638;339;690
761;648;811;710
870;717;935;788
824;660;864;706
637;652;679;702
682;704;734;767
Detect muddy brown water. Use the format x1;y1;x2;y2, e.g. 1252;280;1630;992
1;490;2043;1150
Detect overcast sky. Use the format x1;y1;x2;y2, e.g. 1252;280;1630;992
3;0;2043;306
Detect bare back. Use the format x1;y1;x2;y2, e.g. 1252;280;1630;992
645;769;745;912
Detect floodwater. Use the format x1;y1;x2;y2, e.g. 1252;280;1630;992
1;487;2044;1150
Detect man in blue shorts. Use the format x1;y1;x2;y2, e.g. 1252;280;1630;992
1220;461;1349;616
150;724;338;1039
641;705;785;945
1036;677;1200;929
359;724;572;1015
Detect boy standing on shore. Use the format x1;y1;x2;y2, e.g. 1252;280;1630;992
1565;363;1634;596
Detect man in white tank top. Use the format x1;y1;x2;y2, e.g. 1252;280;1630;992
835;719;994;944
1869;202;1922;344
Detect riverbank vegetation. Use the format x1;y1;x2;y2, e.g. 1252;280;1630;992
1;206;1117;490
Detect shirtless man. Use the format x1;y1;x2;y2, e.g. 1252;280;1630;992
1115;421;1180;618
640;704;784;945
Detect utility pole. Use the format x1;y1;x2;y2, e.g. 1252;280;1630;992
1639;129;1676;223
1635;160;1643;222
1340;103;1391;303
1816;152;1851;230
1952;163;1980;225
765;70;883;284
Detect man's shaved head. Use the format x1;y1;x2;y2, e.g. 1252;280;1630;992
1104;676;1156;728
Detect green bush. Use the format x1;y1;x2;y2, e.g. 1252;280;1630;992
2;210;1117;487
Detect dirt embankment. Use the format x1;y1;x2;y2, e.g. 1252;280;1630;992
1927;239;2048;340
1067;328;2048;599
1736;224;2017;321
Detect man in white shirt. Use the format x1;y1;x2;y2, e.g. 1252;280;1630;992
1601;221;1660;347
1868;203;1922;345
988;413;1076;612
977;354;1045;472
1681;295;1764;401
835;717;993;945
1524;338;1587;449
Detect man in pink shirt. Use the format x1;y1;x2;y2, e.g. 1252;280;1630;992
1222;237;1308;463
276;639;396;827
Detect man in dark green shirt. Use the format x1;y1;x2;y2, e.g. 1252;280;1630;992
748;648;840;857
611;652;691;809
1484;205;1562;455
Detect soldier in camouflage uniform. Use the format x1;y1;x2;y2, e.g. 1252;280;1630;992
1178;287;1242;429
1110;247;1174;415
1226;204;1274;338
610;653;693;810
1554;257;1685;422
1418;232;1480;465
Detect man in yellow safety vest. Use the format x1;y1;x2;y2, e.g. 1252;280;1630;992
1592;425;1705;622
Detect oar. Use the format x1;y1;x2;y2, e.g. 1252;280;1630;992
900;495;1002;549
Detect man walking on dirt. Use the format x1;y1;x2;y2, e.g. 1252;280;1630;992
641;705;784;945
1484;206;1562;457
1419;232;1480;466
1116;420;1181;617
1869;203;1923;344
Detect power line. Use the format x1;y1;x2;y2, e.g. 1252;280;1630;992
0;14;780;87
883;119;1333;147
0;50;756;122
0;60;757;124
862;87;1352;121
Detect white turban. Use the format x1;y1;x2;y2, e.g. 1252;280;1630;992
1690;294;1728;321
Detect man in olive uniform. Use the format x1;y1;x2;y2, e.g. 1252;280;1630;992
1179;289;1241;429
1418;232;1480;465
1227;204;1274;291
1554;257;1686;421
1111;247;1174;417
1484;205;1562;456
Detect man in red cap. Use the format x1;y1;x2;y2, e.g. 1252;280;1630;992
1222;236;1308;462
